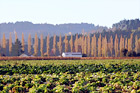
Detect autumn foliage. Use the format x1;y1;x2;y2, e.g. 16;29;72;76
1;32;140;57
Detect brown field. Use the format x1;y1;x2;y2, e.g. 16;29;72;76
0;56;140;60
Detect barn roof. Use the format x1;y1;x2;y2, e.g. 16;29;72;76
19;54;28;57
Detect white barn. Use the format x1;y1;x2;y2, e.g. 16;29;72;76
62;52;82;57
19;54;28;57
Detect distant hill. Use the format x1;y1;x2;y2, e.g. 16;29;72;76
112;19;140;31
0;21;107;41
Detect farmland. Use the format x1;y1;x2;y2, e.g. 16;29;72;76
0;59;140;92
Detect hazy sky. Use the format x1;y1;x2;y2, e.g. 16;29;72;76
0;0;140;27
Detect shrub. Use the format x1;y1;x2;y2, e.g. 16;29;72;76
126;50;137;57
120;48;128;57
82;54;87;57
136;53;140;57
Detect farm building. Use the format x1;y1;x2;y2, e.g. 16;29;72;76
19;54;28;57
62;52;82;57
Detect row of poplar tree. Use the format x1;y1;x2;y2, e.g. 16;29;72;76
0;32;140;57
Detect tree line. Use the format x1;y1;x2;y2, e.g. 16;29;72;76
0;31;140;57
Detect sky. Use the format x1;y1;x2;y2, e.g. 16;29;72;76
0;0;140;27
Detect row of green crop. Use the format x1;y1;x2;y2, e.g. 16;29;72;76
0;63;140;75
0;72;140;93
0;59;140;92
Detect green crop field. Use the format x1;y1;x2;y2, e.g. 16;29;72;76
0;59;140;92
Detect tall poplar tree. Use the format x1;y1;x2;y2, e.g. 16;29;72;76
125;38;128;49
102;37;104;57
46;34;50;56
53;35;56;55
2;33;6;55
91;36;94;56
15;31;18;41
34;33;38;56
77;36;82;52
21;33;25;52
128;39;131;51
122;37;124;50
28;33;32;55
91;35;96;57
87;34;90;56
9;32;12;55
135;35;138;53
74;34;78;52
57;34;62;55
114;34;118;57
109;36;113;56
120;35;124;53
40;34;44;56
93;34;97;57
69;34;73;52
102;36;108;57
84;36;87;54
81;35;85;54
63;34;68;52
128;33;133;51
98;34;101;57
137;38;140;53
